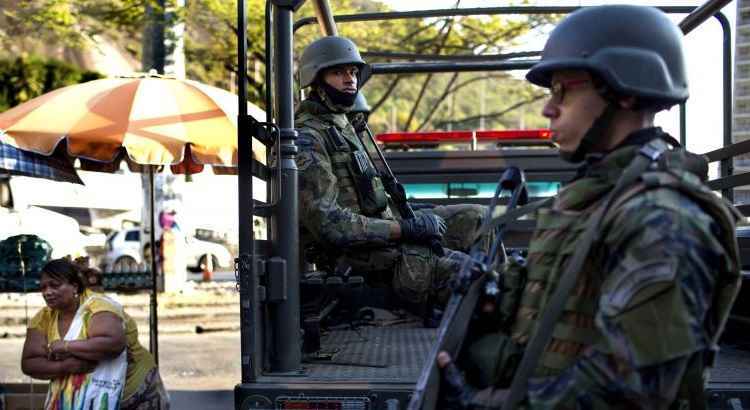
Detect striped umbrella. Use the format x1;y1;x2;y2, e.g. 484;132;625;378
0;73;266;174
0;73;267;361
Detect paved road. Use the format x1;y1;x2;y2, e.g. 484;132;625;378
170;389;234;410
0;331;240;389
1;331;240;409
1;280;242;409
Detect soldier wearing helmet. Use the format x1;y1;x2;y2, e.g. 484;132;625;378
434;6;741;409
294;36;490;317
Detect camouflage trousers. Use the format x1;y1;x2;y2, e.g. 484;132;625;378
340;204;492;306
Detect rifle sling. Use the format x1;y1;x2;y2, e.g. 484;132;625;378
501;143;665;410
474;197;554;243
354;126;410;214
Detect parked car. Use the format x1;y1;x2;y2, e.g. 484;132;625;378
103;228;233;273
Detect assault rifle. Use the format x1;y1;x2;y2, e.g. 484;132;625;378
408;166;529;410
351;110;445;257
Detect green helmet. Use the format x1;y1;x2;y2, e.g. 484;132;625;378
299;36;372;88
527;5;688;109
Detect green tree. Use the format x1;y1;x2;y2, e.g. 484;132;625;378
1;0;555;132
0;0;158;52
0;55;102;111
184;0;265;105
295;3;555;133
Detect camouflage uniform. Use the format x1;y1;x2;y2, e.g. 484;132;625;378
295;94;488;305
464;129;741;408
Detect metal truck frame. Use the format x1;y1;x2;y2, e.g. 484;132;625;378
234;1;750;409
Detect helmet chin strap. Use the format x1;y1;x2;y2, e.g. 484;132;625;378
560;102;619;163
314;82;357;113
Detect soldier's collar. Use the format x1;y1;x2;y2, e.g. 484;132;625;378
297;99;352;130
575;127;670;181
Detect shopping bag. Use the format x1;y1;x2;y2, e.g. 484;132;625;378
45;294;127;410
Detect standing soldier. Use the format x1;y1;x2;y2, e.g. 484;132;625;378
435;5;742;409
294;36;488;317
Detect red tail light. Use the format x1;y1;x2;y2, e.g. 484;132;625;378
375;129;551;144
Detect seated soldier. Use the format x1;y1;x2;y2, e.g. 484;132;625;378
294;36;491;317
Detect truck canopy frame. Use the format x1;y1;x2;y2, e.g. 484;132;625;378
236;1;748;409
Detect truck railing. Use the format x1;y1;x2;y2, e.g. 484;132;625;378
238;0;746;407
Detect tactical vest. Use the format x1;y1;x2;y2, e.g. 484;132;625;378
508;141;741;381
296;110;390;218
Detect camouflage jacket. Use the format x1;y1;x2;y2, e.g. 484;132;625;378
294;99;395;253
512;131;741;409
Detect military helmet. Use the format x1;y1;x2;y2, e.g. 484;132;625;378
299;36;372;88
351;93;371;115
526;5;688;108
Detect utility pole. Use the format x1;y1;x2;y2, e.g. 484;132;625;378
140;0;187;363
142;0;166;74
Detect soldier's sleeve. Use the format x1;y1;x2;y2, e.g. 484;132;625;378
523;188;733;408
296;130;393;247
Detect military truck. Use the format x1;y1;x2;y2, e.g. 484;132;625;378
233;1;750;409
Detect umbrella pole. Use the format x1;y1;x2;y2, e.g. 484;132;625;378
148;166;159;365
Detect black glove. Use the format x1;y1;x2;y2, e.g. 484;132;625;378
410;202;437;211
441;358;479;409
399;213;446;245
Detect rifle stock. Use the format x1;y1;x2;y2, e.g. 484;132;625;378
408;169;530;410
382;176;414;218
409;272;487;410
358;125;443;256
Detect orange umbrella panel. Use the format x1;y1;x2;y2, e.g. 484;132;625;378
0;76;266;173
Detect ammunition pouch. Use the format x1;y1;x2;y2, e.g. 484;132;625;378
498;252;528;331
339;246;400;279
305;244;400;285
323;126;388;216
465;331;523;388
304;242;339;273
301;269;368;353
349;150;388;216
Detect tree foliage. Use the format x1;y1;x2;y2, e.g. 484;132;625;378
0;0;555;133
0;55;102;111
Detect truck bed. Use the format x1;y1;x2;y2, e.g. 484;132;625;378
712;346;750;384
304;325;436;382
236;325;433;409
305;325;750;382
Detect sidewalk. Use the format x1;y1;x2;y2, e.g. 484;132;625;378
0;281;242;394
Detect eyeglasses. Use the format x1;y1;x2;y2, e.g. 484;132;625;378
549;79;591;105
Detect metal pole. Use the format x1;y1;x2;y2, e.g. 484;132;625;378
717;11;733;201
148;166;159;365
679;0;732;34
312;0;337;35
294;6;697;32
372;60;538;75
361;50;541;62
238;0;261;383
271;2;300;373
679;103;687;147
265;2;273;119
